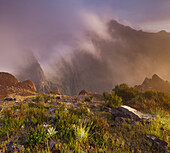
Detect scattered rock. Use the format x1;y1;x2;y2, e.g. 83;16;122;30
103;106;113;113
50;90;61;95
5;141;24;153
146;134;168;152
48;107;57;113
49;139;56;150
56;96;61;99
110;105;156;122
3;98;16;101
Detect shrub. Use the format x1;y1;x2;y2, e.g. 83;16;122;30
27;124;49;146
113;84;139;102
54;105;79;140
74;121;92;143
143;90;158;100
32;94;44;103
89;116;109;145
84;96;93;102
103;91;122;109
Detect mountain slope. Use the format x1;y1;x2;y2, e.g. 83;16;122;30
56;20;170;95
135;74;170;92
16;53;52;93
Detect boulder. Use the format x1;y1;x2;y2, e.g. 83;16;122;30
106;105;156;122
146;134;168;152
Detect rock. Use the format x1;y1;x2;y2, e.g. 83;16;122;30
3;98;15;101
115;117;128;123
146;134;168;152
103;106;113;113
5;141;24;153
48;107;57;113
51;90;61;95
110;105;156;122
0;123;2;129
49;139;56;150
56;96;61;99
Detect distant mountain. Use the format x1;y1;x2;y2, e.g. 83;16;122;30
135;74;170;93
16;53;56;93
0;72;36;98
57;20;170;95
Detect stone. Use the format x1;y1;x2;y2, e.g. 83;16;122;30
49;139;56;150
48;107;57;113
5;141;24;153
0;123;2;129
146;134;168;152
110;105;156;122
103;106;113;113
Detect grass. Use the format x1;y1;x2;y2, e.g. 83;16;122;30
0;91;169;153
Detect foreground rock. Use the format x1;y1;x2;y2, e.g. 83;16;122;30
146;134;168;153
105;105;156;122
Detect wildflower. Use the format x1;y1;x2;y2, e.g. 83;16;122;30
47;127;57;136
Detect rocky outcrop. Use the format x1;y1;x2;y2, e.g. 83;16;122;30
79;89;92;96
0;72;18;87
79;89;103;100
135;74;170;93
105;105;156;122
50;90;61;95
16;80;37;92
0;72;37;98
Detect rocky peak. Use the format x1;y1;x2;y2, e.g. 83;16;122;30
16;53;52;93
135;74;170;92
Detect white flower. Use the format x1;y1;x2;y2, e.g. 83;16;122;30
47;127;57;136
43;123;49;128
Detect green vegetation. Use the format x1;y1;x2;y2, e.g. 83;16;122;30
0;85;169;152
113;83;139;102
103;91;123;108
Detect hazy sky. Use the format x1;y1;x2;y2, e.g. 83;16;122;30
0;0;170;71
1;0;170;31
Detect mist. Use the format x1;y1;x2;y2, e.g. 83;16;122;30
1;1;170;95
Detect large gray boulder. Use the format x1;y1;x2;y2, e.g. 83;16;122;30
105;105;156;122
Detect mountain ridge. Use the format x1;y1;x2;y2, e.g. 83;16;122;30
135;74;170;92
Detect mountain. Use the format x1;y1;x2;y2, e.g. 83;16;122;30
0;72;36;98
16;53;54;93
135;74;170;92
56;20;170;95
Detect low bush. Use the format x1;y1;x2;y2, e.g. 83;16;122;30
103;91;122;108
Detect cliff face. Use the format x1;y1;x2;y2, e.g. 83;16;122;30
135;74;170;92
56;20;170;95
16;54;52;93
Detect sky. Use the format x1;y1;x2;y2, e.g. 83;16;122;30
0;0;170;72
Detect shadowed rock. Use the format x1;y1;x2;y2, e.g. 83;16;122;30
106;105;156;122
146;134;168;152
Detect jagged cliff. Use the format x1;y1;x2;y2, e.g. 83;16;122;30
135;74;170;92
